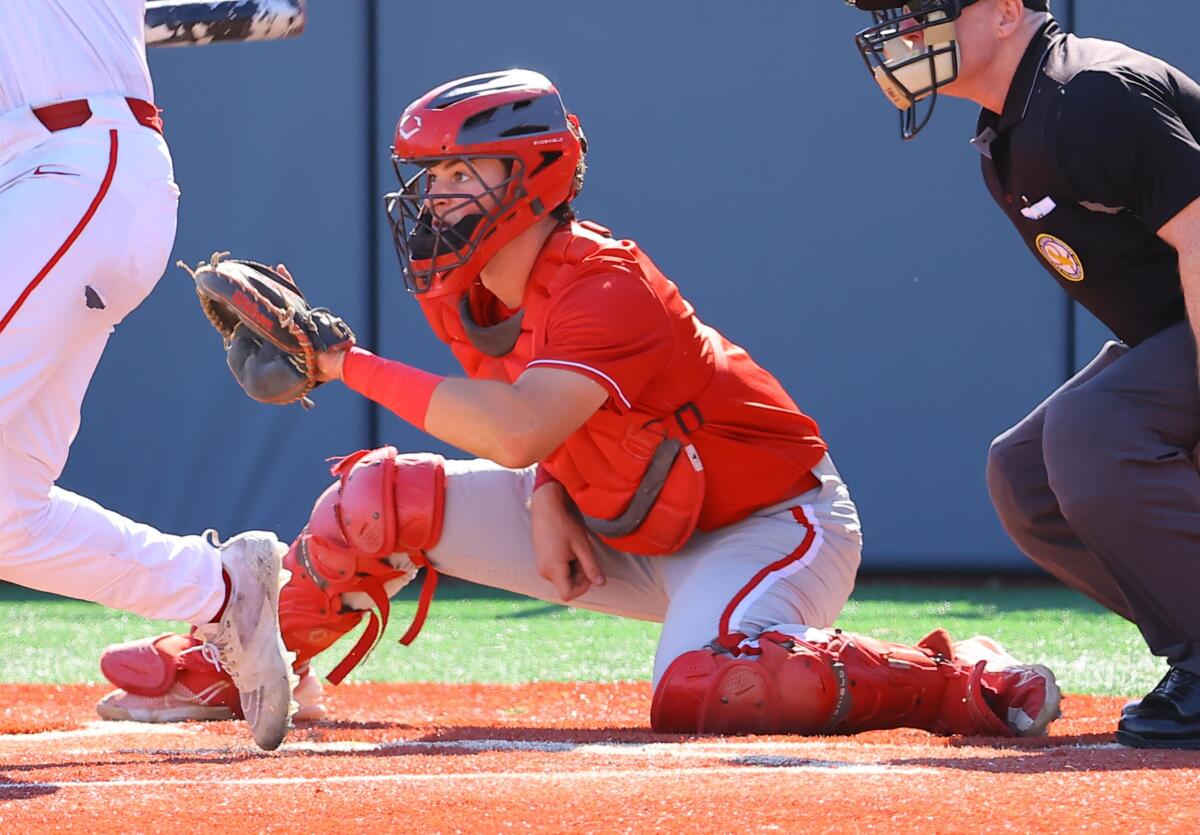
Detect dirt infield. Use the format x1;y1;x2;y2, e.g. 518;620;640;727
1;683;1198;833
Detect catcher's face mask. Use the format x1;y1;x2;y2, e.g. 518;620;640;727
385;69;585;299
385;155;522;294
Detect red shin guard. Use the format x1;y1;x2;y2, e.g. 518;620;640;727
651;628;1012;737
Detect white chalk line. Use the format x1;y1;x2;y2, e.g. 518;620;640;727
0;724;1132;794
0;721;192;743
0;761;927;792
0;722;1125;761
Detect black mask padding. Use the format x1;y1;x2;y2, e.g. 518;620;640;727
408;213;486;260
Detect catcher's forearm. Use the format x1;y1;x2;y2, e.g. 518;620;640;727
341;348;444;431
426;379;553;468
342;349;546;468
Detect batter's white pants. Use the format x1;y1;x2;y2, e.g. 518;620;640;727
427;454;862;687
0;97;223;624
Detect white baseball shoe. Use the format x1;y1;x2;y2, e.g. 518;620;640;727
192;531;298;750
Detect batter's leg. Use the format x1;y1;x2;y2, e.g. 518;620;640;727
1041;321;1200;674
427;458;669;622
0;128;225;623
986;340;1134;618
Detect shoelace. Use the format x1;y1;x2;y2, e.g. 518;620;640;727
180;641;225;674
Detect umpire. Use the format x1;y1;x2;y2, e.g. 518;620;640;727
848;0;1200;749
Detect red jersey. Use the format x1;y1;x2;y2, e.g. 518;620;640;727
524;231;826;529
359;221;827;554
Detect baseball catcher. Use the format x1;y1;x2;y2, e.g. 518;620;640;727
98;69;1061;739
178;252;355;407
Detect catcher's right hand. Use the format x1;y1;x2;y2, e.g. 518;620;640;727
178;252;355;407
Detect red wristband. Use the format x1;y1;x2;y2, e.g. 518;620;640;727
342;347;444;431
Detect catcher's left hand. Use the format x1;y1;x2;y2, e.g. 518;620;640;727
178;252;355;407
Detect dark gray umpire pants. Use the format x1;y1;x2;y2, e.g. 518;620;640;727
987;320;1200;675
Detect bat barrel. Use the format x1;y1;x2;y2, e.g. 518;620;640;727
145;0;307;48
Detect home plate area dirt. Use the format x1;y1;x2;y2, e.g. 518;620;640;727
1;683;1198;832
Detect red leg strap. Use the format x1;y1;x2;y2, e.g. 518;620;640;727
399;553;439;646
325;579;393;685
326;610;382;686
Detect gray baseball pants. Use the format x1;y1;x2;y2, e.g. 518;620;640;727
425;454;862;687
987;320;1200;674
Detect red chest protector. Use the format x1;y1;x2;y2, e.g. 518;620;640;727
417;221;710;555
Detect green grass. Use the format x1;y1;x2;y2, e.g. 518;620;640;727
0;580;1164;696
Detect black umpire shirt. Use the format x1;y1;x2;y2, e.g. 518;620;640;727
973;20;1200;346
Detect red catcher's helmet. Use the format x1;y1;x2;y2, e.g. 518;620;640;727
384;69;585;298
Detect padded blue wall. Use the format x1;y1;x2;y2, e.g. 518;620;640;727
57;1;1197;570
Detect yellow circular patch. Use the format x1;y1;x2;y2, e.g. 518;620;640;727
1035;234;1085;282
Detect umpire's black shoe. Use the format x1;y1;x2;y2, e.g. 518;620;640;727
1117;667;1200;749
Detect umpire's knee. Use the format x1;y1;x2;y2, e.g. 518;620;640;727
1042;386;1126;520
986;428;1037;530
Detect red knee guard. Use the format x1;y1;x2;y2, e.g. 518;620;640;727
282;446;446;683
651;628;1011;737
651;636;843;735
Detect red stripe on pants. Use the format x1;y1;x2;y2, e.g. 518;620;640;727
0;130;119;333
716;506;816;653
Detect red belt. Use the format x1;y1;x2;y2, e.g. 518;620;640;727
32;97;163;135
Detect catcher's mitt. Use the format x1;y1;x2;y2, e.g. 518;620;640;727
178;252;355;407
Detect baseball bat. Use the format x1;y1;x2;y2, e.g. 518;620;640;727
145;0;307;48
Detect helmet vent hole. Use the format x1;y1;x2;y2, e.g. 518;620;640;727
499;124;550;138
531;151;562;176
462;108;498;130
512;99;534;111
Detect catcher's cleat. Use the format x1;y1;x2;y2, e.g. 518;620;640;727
193;531;298;750
951;635;1062;737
